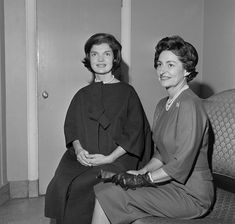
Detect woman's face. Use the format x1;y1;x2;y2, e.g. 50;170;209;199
89;43;114;75
155;50;188;90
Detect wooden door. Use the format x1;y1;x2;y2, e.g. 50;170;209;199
37;0;121;194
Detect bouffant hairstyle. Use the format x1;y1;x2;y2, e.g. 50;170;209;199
82;33;122;73
154;35;198;82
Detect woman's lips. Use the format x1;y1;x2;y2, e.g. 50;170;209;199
160;74;170;80
97;64;106;68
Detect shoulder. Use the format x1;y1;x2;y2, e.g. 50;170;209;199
153;97;167;119
177;89;208;121
158;97;168;106
74;82;100;95
118;81;136;91
180;88;200;101
155;96;168;111
69;84;91;102
117;82;141;98
179;89;204;110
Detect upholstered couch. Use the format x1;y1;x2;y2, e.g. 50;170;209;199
134;89;235;224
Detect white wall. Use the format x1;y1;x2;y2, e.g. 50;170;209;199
203;0;235;96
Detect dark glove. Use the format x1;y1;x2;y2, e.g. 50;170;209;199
111;172;157;190
97;170;117;182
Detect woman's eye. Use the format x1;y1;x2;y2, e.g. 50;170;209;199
156;62;161;68
168;63;174;68
105;52;111;56
90;53;97;57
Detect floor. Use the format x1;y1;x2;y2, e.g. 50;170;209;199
0;196;54;224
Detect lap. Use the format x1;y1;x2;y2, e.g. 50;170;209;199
94;182;205;223
67;164;123;198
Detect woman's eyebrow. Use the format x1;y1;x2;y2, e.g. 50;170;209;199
166;60;177;63
157;60;177;63
90;50;112;53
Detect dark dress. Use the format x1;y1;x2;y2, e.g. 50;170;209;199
44;81;152;224
94;89;214;224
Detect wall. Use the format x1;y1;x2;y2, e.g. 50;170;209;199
203;0;235;97
0;0;8;205
130;0;204;124
3;0;235;198
2;0;204;195
4;0;28;195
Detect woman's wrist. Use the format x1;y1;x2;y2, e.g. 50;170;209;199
72;140;83;155
73;145;83;155
146;172;154;183
139;167;148;175
106;154;115;163
108;146;126;163
75;147;84;155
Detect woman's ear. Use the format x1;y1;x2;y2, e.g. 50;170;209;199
184;70;190;77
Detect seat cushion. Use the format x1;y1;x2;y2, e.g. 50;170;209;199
133;188;235;224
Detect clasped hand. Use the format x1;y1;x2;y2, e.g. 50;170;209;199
76;149;112;166
97;170;157;190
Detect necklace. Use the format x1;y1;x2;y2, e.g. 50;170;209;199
165;85;189;111
95;75;115;84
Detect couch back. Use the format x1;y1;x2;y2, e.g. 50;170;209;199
203;89;235;192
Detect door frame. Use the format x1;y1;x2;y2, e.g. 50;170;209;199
26;0;131;197
26;0;38;197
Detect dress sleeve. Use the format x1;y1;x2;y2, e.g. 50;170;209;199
113;87;151;158
64;92;84;148
152;99;165;161
162;100;207;184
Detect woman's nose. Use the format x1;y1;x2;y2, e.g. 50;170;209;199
160;65;168;73
98;55;104;62
157;66;165;74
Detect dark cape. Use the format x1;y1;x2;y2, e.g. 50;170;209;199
44;82;152;224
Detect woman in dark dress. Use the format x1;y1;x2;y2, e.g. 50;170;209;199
91;35;214;224
44;33;152;224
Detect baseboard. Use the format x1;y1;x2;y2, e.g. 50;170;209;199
9;179;39;198
28;179;39;197
0;183;10;205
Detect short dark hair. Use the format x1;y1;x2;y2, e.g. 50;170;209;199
82;33;122;73
154;35;198;82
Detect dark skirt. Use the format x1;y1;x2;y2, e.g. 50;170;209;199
44;149;131;224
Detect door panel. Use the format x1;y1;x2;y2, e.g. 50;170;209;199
37;0;121;194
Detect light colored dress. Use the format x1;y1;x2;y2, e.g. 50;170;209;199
94;88;215;224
